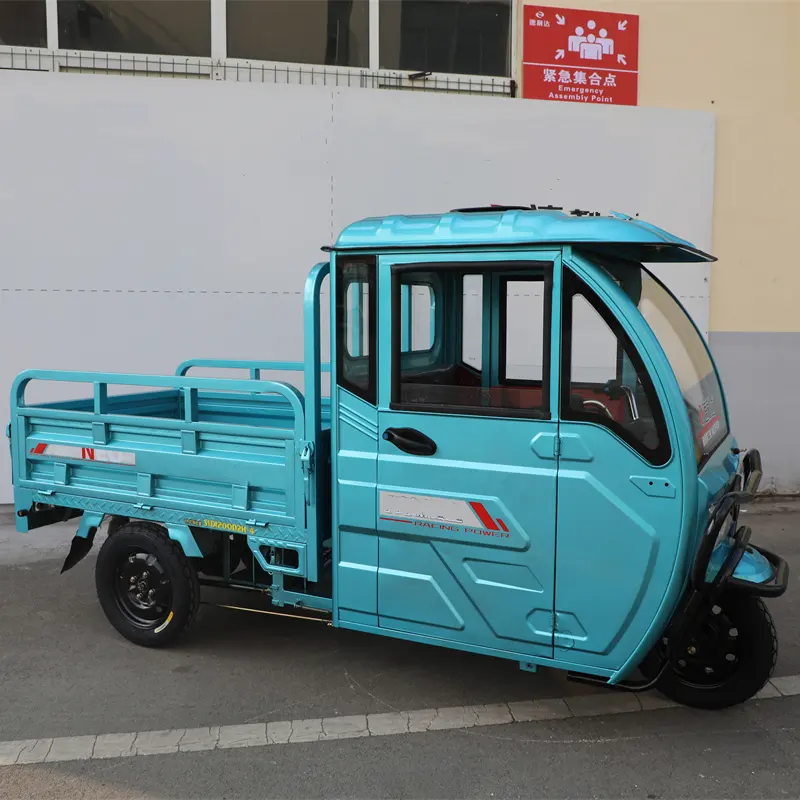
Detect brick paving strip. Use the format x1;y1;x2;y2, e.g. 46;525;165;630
1;676;797;767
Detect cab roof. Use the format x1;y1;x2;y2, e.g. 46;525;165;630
331;207;715;263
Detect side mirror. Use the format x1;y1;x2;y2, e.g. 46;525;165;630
734;448;763;500
743;450;763;496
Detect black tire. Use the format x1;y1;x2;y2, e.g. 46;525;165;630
106;515;130;537
650;591;777;710
95;521;199;648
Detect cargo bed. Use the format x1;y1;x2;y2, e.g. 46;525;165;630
9;361;331;583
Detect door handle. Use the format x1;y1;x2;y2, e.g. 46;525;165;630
383;427;437;456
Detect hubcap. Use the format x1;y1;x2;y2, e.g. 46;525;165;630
114;549;172;629
671;604;740;688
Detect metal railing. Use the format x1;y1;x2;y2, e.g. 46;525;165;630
0;46;515;96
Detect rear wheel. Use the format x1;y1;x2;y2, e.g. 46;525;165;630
105;515;130;537
95;521;199;647
648;591;777;710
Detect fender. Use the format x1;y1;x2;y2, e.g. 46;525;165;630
60;516;203;573
166;524;203;558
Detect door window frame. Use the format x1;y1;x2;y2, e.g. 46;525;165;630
389;259;553;419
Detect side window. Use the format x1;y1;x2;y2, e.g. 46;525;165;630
400;283;435;353
500;278;548;384
392;264;551;418
336;257;376;404
460;274;483;372
561;269;671;465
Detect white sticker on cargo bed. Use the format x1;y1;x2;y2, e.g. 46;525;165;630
29;443;136;466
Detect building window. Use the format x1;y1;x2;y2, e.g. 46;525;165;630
379;0;511;77
0;1;47;47
57;1;211;57
227;0;369;68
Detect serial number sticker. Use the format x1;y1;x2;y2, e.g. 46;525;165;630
184;518;256;535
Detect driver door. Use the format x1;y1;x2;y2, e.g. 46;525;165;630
375;252;560;659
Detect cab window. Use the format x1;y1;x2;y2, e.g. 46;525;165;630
400;282;435;354
560;268;671;465
392;263;551;418
336;257;376;404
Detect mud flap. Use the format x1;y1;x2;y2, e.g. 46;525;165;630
61;533;96;573
61;512;105;573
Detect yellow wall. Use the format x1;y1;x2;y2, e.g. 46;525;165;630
517;0;800;333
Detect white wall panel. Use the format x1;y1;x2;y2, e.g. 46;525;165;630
0;70;714;501
330;87;714;330
0;74;332;291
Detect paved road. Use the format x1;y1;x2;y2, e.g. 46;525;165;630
1;697;799;799
0;502;798;798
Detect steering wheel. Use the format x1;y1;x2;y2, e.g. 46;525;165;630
582;399;614;418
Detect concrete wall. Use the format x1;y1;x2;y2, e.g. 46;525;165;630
710;333;800;493
518;0;800;490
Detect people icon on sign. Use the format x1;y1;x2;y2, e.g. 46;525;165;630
579;33;603;60
568;26;585;52
568;19;615;61
597;28;614;55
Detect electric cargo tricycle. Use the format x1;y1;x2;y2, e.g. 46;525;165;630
8;206;789;709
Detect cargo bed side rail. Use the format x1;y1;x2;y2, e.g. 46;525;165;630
176;359;331;379
12;369;305;423
10;370;315;570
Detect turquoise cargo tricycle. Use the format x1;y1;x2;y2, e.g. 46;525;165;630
8;206;789;709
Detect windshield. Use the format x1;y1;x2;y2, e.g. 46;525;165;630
627;266;728;463
586;255;729;464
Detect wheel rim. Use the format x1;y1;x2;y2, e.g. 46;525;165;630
113;548;173;629
670;604;741;689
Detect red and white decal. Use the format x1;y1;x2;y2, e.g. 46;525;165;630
379;491;507;532
29;443;136;466
697;415;722;449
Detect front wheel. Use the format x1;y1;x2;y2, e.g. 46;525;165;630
95;521;199;647
648;591;777;710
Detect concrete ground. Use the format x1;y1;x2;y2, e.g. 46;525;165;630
0;501;798;799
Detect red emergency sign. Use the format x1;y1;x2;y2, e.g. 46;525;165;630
523;5;640;106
